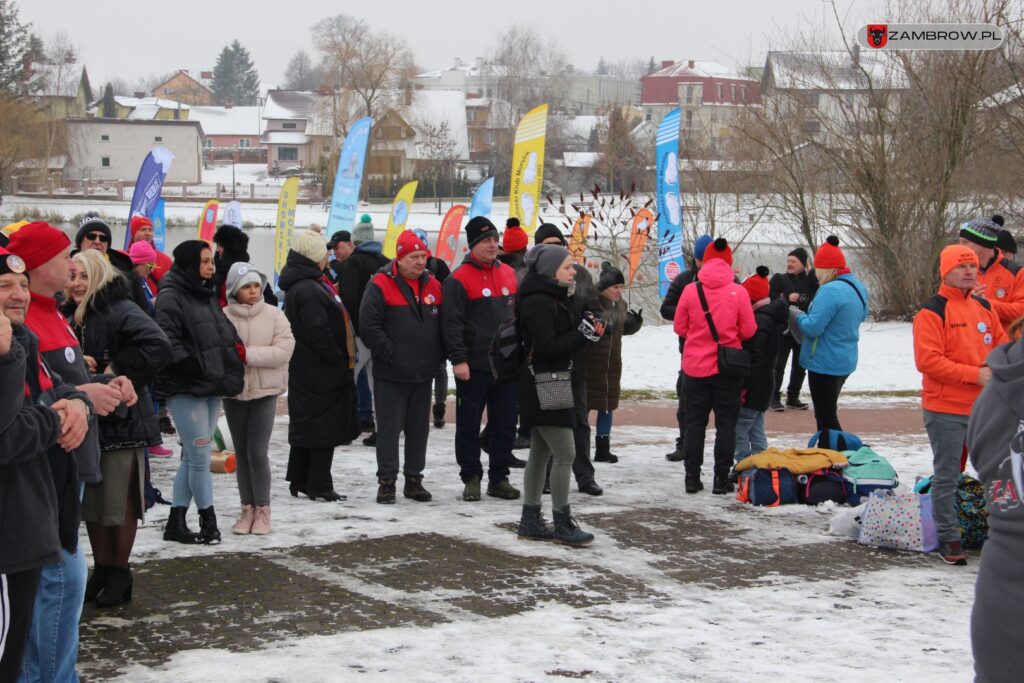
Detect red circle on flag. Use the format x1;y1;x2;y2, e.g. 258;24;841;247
665;262;681;280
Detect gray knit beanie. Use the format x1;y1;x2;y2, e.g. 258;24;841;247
525;243;570;278
352;214;376;245
226;262;266;300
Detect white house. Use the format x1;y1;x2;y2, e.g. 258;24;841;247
65;118;204;183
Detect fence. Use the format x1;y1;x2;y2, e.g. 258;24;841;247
9;177;323;203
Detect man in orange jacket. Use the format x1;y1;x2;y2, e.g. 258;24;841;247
959;218;1024;326
913;244;1007;566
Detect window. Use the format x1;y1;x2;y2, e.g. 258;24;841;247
800;93;820;109
716;83;723;99
100;134;109;142
685;85;694;105
730;84;736;101
278;147;298;161
685;110;693;128
204;139;213;148
800;119;821;135
154;136;163;143
282;122;297;130
239;138;251;148
101;157;110;168
741;85;747;102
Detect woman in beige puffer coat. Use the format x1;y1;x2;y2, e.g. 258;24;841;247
222;262;295;535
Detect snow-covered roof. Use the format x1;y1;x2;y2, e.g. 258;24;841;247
560;115;602;140
87;96;189;119
979;83;1024;110
262;131;310;145
564;152;600;168
190;106;264;136
765;51;908;92
262;90;334;137
27;61;85;98
415;57;491;80
402;90;470;161
649;60;749;81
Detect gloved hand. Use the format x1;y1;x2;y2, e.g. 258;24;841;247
627;308;644;328
578;316;602;342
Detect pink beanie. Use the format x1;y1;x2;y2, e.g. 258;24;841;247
129;240;157;265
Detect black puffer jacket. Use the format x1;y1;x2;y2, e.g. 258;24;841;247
154;267;244;399
742;298;788;411
339;244;390;334
517;270;590;429
769;270;818;330
280;250;361;448
72;277;171;449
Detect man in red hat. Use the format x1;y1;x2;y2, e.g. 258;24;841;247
128;215;172;286
914;244;1006;566
6;222;136;681
359;230;444;505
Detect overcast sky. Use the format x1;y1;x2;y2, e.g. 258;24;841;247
22;0;881;89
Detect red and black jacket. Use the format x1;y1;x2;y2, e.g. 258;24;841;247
359;262;445;383
441;254;518;372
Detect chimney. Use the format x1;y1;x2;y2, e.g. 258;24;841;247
687;60;695;69
662;60;674;69
200;71;213;80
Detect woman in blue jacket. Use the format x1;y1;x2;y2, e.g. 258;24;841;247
790;236;868;431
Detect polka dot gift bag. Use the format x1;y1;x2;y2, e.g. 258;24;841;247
857;490;940;553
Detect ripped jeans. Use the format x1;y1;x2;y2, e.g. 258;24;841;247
167;394;222;510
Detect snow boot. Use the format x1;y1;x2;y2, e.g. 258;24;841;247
463;475;482;502
685;470;704;494
712;475;734;495
508;454;527;469
232;505;254;535
486;479;521;500
250;506;271;535
95;566;133;608
376;478;397;504
594;436;619;463
362;431;377;447
403;476;432;502
517;504;554;541
552;506;594;547
197;506;222;545
786;395;809;410
159;415;176;435
84;565;110;604
432;403;445;428
163;506;201;544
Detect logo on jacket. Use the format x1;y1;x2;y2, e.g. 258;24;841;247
996;288;1006;299
64;347;76;364
482;288;492;297
425;294;436;305
991;421;1024;512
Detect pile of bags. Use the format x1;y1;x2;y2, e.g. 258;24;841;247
735;429;988;553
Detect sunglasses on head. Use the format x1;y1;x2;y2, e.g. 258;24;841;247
85;232;110;243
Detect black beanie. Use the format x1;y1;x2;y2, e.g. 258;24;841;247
997;229;1018;255
597;261;625;291
465;216;498;247
534;223;566;246
75;211;112;248
213;224;249;256
506;217;520;228
172;239;210;278
788;247;809;267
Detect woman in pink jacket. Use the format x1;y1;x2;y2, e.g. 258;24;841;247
673;238;756;495
222;262;295;534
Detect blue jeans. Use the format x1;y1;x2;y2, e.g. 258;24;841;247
167;394;221;510
595;410;613;437
734;406;767;463
20;486;86;683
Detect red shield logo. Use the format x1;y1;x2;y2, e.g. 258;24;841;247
866;24;888;49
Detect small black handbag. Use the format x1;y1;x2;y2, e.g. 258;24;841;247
696;282;751;379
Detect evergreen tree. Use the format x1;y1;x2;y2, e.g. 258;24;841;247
212;40;260;105
596;57;608;76
0;0;30;93
101;82;117;118
646;56;657;75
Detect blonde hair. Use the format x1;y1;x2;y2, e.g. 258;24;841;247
70;249;119;325
816;268;839;286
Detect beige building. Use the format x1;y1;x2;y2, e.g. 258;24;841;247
151;70;214;106
65;118;205;183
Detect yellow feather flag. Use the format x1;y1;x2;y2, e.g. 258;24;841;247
509;104;548;235
273;177;300;287
383;180;418;258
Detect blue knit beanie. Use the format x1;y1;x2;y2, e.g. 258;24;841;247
694;234;714;261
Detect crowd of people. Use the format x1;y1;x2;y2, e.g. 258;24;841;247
0;210;1023;680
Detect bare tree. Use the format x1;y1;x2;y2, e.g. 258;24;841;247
0;93;45;189
488;24;571;123
593;108;648;193
414;120;458;211
283;48;324;91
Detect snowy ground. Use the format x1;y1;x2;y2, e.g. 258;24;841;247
79;414;973;683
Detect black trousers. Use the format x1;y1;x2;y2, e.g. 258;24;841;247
773;334;806;401
0;568;42;682
374;379;431;480
674;371;686;450
807;371;848;432
286;446;336;495
683;372;743;479
455;371;516;484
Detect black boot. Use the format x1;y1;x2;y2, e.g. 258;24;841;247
163;506;201;544
712;475;734;495
786;394;809;410
594;435;619;463
517;504;553;541
362;432;377;447
432;403;445;428
403;476;432;502
770;394;785;412
508;454;527;469
95;566;133;608
376;478;397;504
197;506;222;545
552;506;594;547
84;565;110;604
685;470;704;494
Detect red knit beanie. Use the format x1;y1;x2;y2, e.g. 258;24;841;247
703;237;733;266
395;230;427;261
502;226;529;253
742;266;771;302
7;222;71;271
814;235;846;270
130;215;153;240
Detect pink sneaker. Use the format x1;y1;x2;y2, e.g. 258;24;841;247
148;445;173;457
250;506;271;535
232;505;254;534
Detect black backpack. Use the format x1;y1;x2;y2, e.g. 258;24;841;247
489;317;524;381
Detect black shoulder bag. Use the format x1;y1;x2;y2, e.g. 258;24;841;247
696;282;751;379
